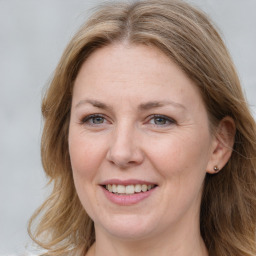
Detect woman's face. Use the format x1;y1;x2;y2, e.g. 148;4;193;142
69;43;217;241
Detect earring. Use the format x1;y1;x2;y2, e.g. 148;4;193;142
213;166;219;172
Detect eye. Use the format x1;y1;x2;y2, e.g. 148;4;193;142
81;114;107;126
148;115;176;126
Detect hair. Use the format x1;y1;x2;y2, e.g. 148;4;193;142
28;0;256;255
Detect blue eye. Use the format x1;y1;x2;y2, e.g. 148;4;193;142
81;114;106;125
149;115;175;126
91;116;105;124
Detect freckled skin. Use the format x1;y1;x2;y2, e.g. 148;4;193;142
68;43;216;255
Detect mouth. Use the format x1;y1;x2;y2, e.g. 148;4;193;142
100;180;158;205
102;184;157;195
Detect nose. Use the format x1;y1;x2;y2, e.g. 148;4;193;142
106;124;144;169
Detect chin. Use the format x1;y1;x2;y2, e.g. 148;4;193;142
95;213;159;241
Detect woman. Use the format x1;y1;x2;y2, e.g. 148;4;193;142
28;0;256;255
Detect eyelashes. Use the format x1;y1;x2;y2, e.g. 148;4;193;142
148;114;176;126
80;114;108;126
80;114;176;128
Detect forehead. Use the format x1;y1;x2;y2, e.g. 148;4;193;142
76;43;174;83
73;43;205;112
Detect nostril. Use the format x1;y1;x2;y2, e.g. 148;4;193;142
106;146;144;168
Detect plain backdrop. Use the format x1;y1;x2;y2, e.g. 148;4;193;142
0;0;255;255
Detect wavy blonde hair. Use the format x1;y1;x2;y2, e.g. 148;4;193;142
28;0;256;255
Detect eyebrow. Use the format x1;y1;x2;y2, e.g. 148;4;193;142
138;100;186;110
75;99;112;110
75;99;185;111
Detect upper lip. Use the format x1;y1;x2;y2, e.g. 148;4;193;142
100;179;157;186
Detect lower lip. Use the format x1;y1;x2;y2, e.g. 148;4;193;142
101;186;156;206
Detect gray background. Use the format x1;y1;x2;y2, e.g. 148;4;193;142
0;0;255;255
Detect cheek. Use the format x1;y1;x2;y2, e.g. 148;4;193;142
68;131;107;216
146;130;211;178
146;132;211;217
68;130;107;179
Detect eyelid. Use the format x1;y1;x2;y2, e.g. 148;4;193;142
80;114;109;126
146;114;176;126
79;113;176;127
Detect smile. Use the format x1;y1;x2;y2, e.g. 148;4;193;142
104;184;156;195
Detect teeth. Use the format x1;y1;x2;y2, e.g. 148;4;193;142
134;184;142;193
126;185;135;194
117;185;125;194
107;184;112;193
112;184;117;193
105;184;155;194
141;184;147;192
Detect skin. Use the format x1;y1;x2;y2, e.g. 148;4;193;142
68;43;234;256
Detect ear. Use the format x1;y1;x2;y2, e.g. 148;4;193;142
206;116;236;174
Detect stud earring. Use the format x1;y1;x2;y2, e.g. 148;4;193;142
213;166;219;172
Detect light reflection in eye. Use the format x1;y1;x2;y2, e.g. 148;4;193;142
80;114;176;127
81;114;106;125
148;115;176;126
